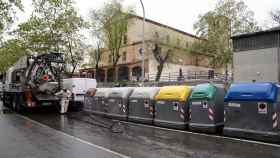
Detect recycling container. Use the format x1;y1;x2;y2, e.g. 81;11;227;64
224;82;280;142
128;87;160;124
154;85;192;129
105;87;134;120
84;88;110;116
84;88;96;112
189;83;225;133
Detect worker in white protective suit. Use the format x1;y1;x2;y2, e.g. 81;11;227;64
55;88;72;114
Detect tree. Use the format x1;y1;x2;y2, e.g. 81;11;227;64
0;39;27;72
149;32;173;82
193;0;261;80
89;42;103;81
152;43;171;82
188;40;217;68
90;0;134;81
192;12;231;69
15;0;86;76
65;34;87;75
58;2;88;75
0;0;23;40
270;9;280;25
0;0;23;71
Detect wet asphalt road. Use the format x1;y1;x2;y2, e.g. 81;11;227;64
8;106;278;158
0;111;125;158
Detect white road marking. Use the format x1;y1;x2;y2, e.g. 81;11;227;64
120;121;280;148
17;114;130;158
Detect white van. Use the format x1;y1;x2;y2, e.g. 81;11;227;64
63;78;97;108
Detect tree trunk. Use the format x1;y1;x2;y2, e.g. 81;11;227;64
95;64;99;81
225;64;228;82
231;59;233;81
71;64;77;77
155;63;164;82
68;38;76;78
113;64;118;82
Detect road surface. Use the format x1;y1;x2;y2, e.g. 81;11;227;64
0;107;128;158
16;107;280;158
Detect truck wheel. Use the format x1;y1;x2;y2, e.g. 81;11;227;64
3;94;12;108
12;99;16;111
2;94;8;107
12;95;23;113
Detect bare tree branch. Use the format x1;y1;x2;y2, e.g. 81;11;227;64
270;10;280;25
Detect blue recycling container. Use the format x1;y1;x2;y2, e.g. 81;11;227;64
224;82;280;142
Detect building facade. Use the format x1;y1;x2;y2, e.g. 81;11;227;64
81;15;213;82
232;27;280;82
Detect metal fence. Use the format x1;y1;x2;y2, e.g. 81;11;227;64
97;79;228;88
97;71;230;88
147;71;227;82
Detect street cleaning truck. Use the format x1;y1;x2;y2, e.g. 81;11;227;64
2;52;65;112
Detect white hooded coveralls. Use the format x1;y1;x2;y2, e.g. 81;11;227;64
55;89;72;114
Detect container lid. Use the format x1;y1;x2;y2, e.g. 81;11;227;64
155;86;192;102
191;83;217;100
224;82;278;102
130;87;160;99
95;88;111;97
107;87;134;98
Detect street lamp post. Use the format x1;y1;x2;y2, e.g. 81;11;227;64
140;0;145;82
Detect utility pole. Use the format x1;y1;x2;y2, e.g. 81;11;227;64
140;0;145;82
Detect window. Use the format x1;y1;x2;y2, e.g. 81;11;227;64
166;35;170;43
122;52;127;62
185;42;189;48
108;54;112;63
195;56;199;66
154;32;159;39
233;32;278;52
12;70;22;83
123;34;127;45
177;38;180;47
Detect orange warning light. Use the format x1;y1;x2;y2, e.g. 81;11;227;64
42;74;49;81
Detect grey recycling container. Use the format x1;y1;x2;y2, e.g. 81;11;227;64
154;85;192;129
224;82;280;142
84;88;110;116
105;87;134;120
189;83;225;133
128;87;160;124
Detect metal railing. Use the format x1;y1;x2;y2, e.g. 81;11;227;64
97;71;230;88
97;79;228;88
147;71;227;82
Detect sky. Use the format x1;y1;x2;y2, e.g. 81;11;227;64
17;0;280;44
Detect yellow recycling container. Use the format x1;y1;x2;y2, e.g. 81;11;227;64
154;85;192;129
155;86;192;102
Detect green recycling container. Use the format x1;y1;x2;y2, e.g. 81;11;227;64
189;83;225;133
